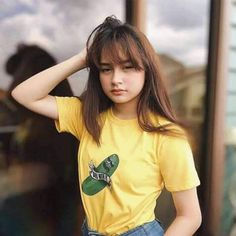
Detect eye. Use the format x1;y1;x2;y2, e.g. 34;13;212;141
100;67;112;73
123;64;134;70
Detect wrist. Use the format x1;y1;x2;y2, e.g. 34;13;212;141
77;48;87;69
67;53;86;74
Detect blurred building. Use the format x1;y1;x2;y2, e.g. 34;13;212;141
160;54;206;124
199;0;236;235
152;54;205;229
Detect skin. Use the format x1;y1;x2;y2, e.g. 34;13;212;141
11;48;201;235
99;53;145;120
11;48;87;120
165;188;202;236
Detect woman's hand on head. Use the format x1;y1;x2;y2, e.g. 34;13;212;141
11;48;89;120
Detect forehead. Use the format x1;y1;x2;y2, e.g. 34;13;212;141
100;44;129;63
100;50;129;64
95;39;143;69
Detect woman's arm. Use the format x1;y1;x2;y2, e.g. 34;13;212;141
164;188;202;236
11;48;87;120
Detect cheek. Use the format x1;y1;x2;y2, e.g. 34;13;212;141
128;73;145;91
99;77;109;92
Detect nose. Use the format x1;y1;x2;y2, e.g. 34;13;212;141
111;68;123;85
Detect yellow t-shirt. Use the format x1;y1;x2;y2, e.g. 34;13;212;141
55;96;200;235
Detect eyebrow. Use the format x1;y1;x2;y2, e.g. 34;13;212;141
99;63;111;66
99;60;132;66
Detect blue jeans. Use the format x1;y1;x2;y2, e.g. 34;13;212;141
81;219;164;236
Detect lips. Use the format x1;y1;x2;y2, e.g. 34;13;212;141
111;89;126;95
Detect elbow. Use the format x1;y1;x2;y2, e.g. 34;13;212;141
11;87;29;108
177;209;202;232
11;87;21;103
189;208;202;232
11;86;27;105
193;204;202;230
195;210;202;230
11;88;17;100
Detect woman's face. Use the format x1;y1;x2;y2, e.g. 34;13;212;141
99;51;145;111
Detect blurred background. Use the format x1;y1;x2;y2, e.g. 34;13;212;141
0;0;235;235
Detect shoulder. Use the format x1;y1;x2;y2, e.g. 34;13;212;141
150;114;190;155
157;119;191;159
150;113;186;135
55;96;81;104
55;96;82;111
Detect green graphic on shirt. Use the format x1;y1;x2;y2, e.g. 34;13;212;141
82;154;119;196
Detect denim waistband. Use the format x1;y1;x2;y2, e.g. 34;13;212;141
81;219;164;236
81;220;105;236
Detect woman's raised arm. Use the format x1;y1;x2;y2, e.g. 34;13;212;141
11;48;87;120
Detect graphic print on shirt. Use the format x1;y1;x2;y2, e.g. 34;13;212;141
82;154;119;196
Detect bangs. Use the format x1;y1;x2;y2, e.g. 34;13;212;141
91;29;144;70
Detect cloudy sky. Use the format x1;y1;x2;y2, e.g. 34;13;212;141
0;0;210;94
147;0;209;66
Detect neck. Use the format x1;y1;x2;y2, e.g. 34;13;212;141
112;103;138;120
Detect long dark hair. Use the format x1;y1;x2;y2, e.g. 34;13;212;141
82;16;183;144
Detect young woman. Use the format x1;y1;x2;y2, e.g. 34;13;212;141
12;16;202;236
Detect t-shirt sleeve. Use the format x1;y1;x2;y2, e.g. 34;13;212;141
158;134;200;192
54;96;83;140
